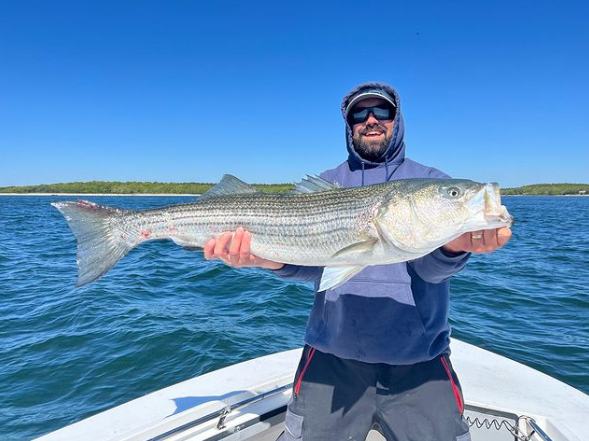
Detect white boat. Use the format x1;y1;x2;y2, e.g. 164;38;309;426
33;340;589;441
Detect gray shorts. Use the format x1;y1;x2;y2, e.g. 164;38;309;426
278;345;471;441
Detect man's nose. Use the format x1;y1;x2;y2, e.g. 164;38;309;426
365;112;379;125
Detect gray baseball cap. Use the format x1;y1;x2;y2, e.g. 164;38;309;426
345;88;396;116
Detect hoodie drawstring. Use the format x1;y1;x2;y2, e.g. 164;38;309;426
361;160;392;185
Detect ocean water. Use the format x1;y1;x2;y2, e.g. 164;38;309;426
0;195;588;440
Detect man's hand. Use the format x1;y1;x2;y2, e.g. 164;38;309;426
442;227;512;254
203;227;285;270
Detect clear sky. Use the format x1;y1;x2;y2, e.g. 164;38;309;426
1;0;587;188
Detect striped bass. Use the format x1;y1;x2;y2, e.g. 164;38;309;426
52;175;513;290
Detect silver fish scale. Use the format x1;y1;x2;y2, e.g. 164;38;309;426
124;184;392;265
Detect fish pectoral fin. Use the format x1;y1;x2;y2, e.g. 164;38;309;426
330;237;378;259
199;174;259;200
319;265;366;291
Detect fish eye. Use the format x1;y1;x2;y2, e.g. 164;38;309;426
447;187;461;198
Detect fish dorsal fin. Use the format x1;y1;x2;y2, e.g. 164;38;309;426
291;175;341;194
200;175;259;200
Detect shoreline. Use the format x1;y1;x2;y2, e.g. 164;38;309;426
502;194;588;197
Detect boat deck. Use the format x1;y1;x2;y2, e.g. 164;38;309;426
33;340;589;441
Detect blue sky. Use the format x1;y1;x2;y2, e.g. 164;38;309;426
1;0;587;188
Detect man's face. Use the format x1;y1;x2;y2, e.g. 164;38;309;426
350;98;395;161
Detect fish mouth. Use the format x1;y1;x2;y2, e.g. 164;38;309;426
483;183;514;226
466;183;514;227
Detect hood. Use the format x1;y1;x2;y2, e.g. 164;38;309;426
341;82;406;171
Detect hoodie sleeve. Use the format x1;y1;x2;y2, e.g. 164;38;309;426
407;248;470;284
270;264;323;282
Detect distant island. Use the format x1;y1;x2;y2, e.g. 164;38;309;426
0;182;587;196
0;181;293;195
501;184;588;196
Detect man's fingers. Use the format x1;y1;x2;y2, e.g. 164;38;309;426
214;232;233;258
497;227;512;247
204;238;216;259
229;228;244;266
203;229;267;267
470;230;484;249
483;228;499;251
240;230;252;263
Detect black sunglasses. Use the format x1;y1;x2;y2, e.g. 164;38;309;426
348;105;395;125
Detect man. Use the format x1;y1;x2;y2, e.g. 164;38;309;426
204;82;511;441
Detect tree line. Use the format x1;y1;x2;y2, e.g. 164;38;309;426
0;181;294;194
502;184;589;195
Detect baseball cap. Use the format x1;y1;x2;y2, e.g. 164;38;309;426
345;88;396;116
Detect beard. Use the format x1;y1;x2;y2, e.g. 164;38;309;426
352;125;392;161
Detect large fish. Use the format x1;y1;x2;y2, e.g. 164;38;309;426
52;175;513;290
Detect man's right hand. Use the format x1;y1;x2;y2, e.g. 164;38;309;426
203;227;285;270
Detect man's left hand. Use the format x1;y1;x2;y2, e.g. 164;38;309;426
442;227;512;254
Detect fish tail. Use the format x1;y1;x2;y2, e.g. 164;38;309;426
52;200;134;287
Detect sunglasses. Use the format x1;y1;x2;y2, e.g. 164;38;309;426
348;105;395;125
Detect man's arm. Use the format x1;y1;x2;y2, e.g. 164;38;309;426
270;263;324;282
203;227;323;281
408;227;512;284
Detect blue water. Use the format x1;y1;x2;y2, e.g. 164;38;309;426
0;195;588;440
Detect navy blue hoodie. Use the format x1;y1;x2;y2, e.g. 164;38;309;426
273;82;470;364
